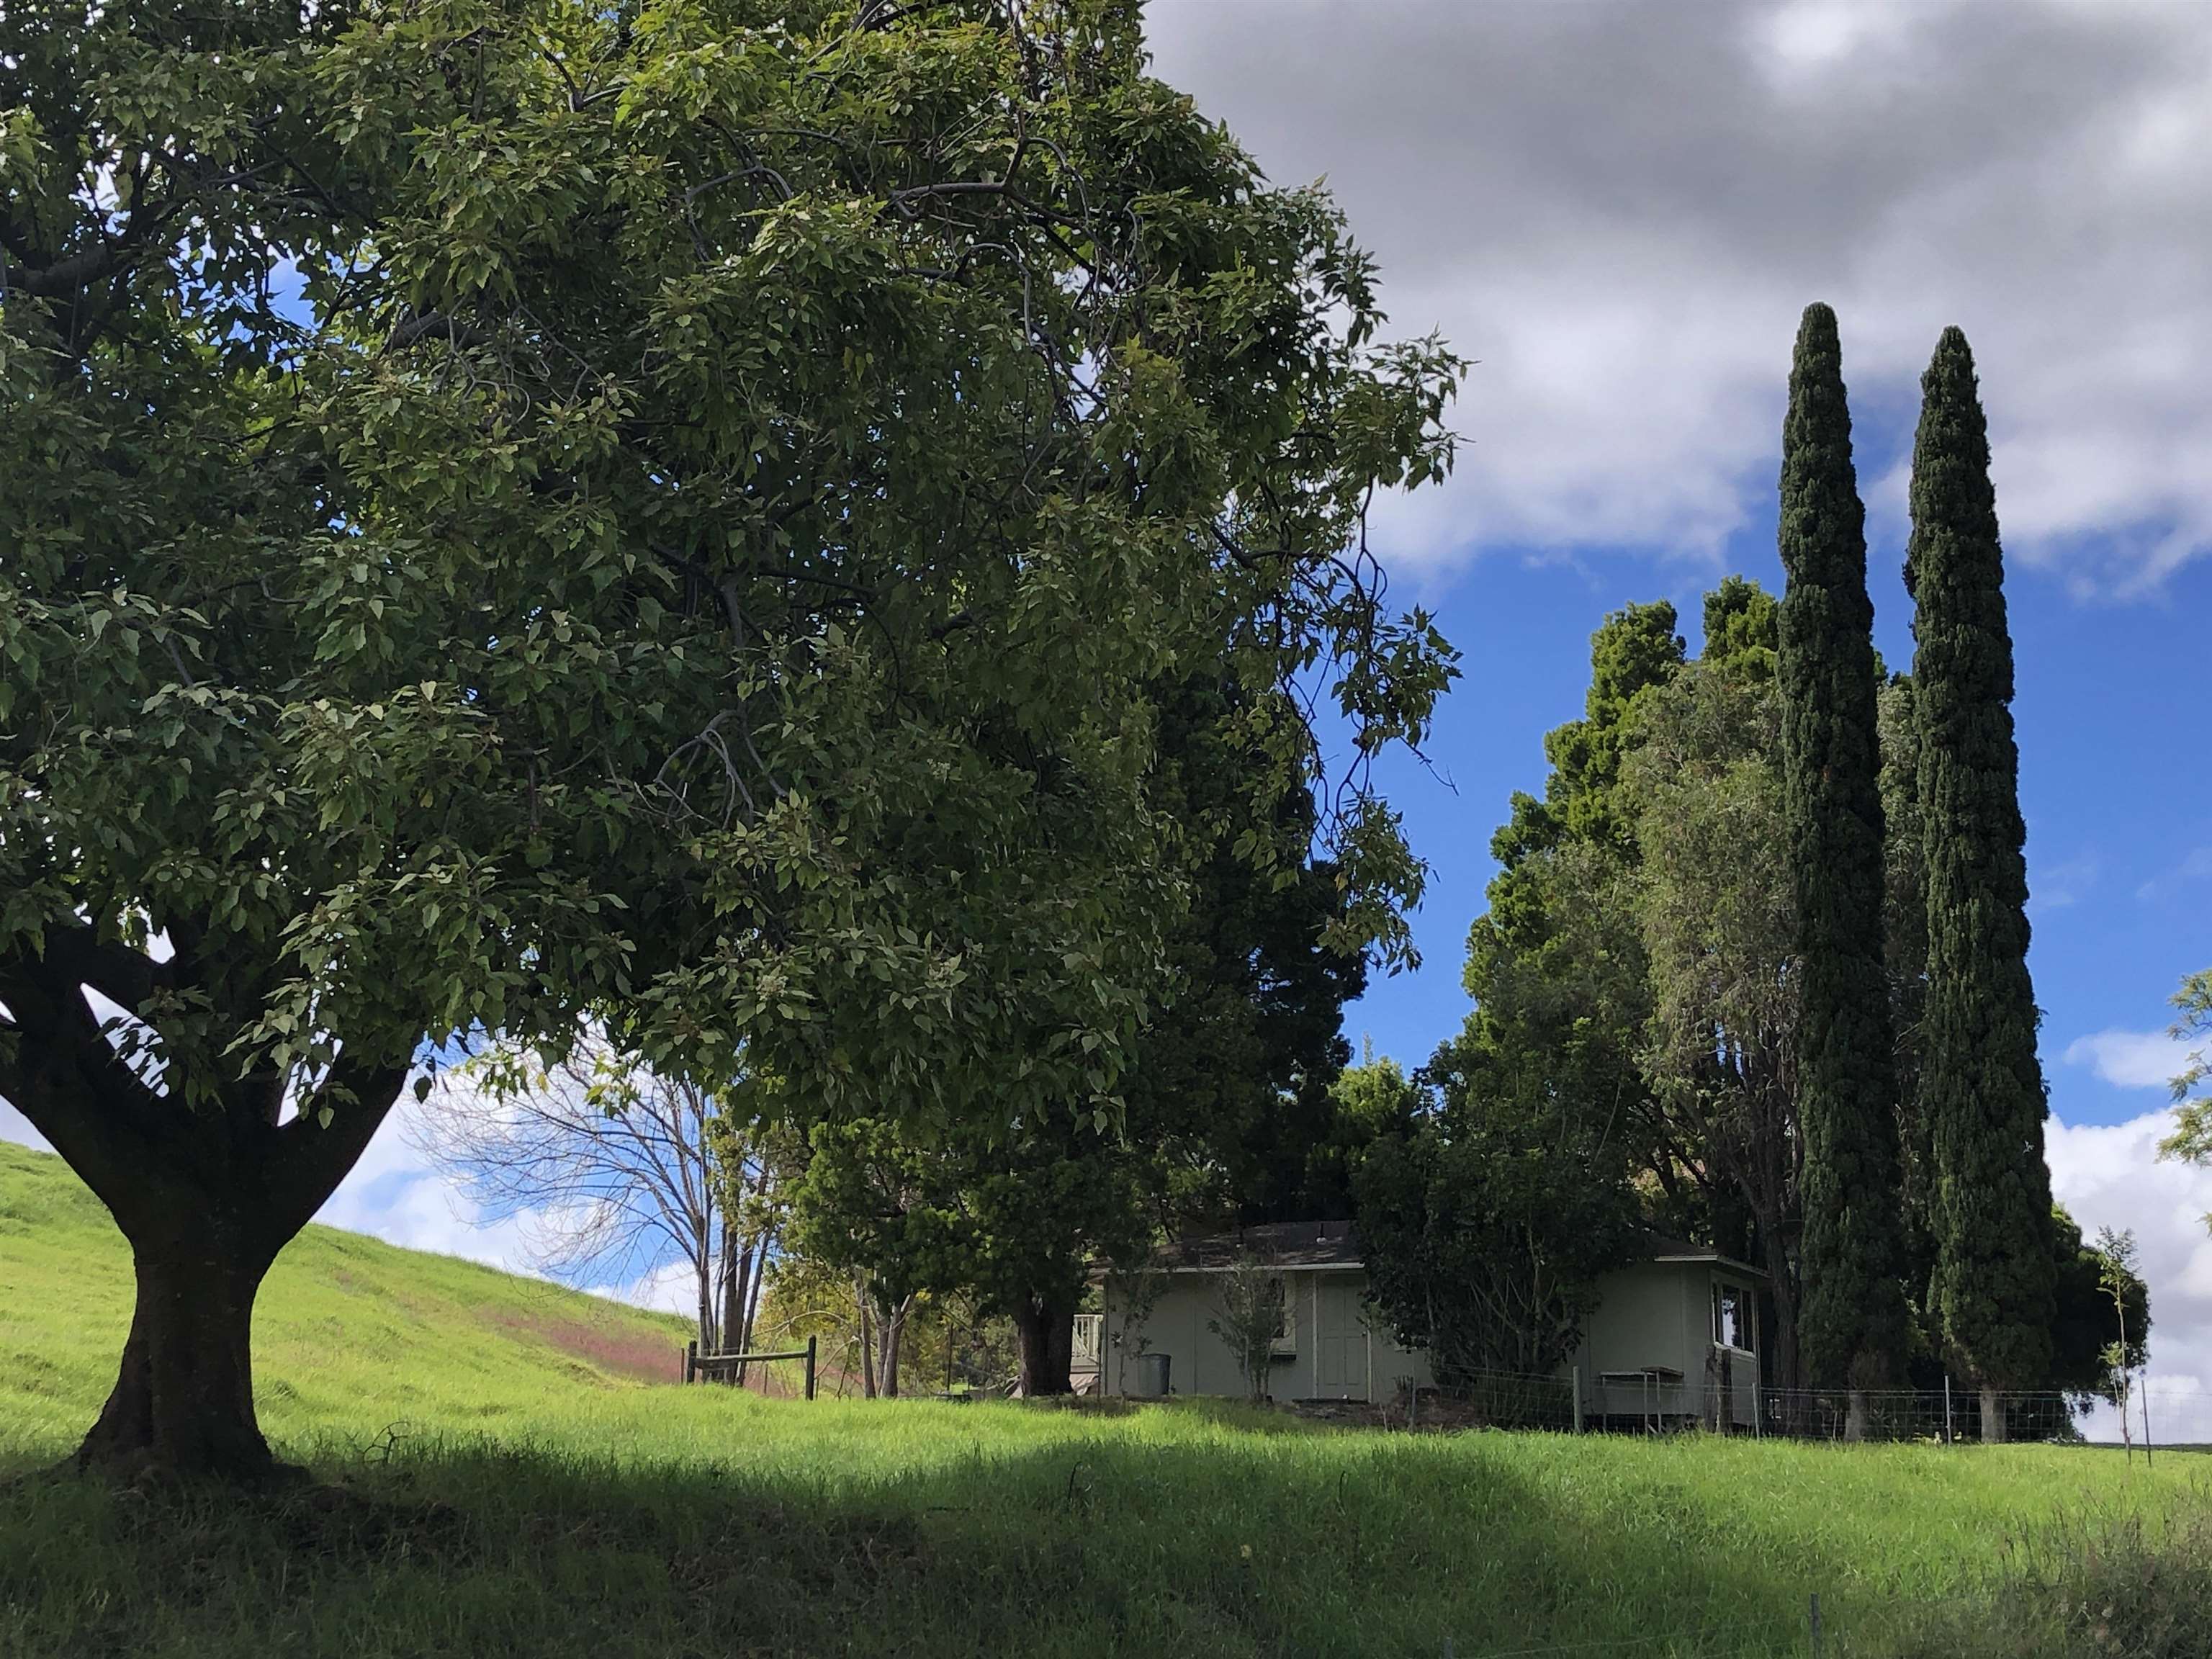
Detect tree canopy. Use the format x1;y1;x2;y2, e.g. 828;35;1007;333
0;0;1458;1475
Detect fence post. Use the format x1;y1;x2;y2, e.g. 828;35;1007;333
805;1334;819;1402
2141;1371;2152;1470
1809;1592;1822;1657
1942;1375;1952;1444
684;1339;697;1385
1572;1368;1583;1435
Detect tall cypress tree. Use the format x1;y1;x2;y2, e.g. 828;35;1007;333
1907;326;2054;1441
1776;305;1907;1429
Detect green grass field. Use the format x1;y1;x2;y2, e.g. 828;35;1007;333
2;1139;2206;1658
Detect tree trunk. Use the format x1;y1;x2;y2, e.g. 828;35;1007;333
77;1227;284;1480
719;1220;744;1359
741;1236;768;1355
727;1236;754;1385
1013;1290;1076;1397
1979;1384;2007;1444
855;1278;877;1400
876;1297;908;1399
0;951;408;1483
1758;1231;1803;1431
695;1213;718;1357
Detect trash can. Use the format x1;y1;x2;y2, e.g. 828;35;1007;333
1133;1352;1172;1398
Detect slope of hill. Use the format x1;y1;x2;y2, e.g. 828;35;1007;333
2;1141;2208;1659
0;1139;688;1458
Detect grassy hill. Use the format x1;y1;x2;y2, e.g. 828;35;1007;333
2;1141;2207;1659
0;1138;690;1457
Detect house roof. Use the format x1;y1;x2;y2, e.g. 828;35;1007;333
1146;1220;1365;1273
1117;1222;1768;1283
1637;1232;1770;1283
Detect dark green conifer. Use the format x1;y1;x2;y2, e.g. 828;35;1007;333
1776;305;1908;1419
1906;327;2054;1439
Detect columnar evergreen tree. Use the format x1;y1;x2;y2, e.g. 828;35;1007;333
1906;327;2055;1441
1775;304;1907;1431
1876;673;1933;1249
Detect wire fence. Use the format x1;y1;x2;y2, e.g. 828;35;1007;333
1388;1369;2211;1447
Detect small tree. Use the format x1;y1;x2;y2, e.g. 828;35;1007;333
1208;1256;1288;1403
1358;1101;1635;1390
2094;1227;2142;1460
2157;969;2212;1212
413;1035;737;1352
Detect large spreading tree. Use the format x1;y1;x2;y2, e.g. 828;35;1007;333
1906;326;2054;1441
1773;303;1907;1429
0;0;1457;1478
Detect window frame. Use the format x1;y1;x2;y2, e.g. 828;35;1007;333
1710;1277;1755;1355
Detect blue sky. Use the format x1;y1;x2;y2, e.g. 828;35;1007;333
1339;457;2212;1125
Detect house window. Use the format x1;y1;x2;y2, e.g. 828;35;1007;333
1271;1297;1297;1357
1712;1280;1754;1353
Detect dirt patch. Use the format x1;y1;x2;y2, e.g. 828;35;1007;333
482;1308;683;1383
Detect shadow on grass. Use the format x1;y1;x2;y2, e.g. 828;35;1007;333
4;1419;2199;1659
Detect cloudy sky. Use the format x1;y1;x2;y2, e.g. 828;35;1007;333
5;0;2211;1429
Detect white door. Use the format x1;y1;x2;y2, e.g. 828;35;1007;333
1315;1280;1368;1398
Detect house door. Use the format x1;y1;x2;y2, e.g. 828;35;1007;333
1315;1281;1368;1399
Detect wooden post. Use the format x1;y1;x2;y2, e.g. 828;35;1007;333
1571;1367;1583;1434
1943;1375;1953;1444
805;1334;819;1401
1809;1592;1822;1657
684;1339;698;1385
2142;1371;2154;1470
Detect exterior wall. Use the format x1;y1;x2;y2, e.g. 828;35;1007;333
1101;1267;1423;1403
1104;1268;1390;1401
1572;1261;1761;1428
1100;1258;1755;1421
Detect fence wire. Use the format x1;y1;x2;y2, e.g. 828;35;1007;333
1394;1370;2210;1446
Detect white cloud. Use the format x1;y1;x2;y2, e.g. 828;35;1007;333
2028;850;2100;914
598;1257;706;1319
0;1074;672;1304
1147;0;2212;593
2137;845;2212;902
2048;1108;2212;1438
2064;1028;2197;1092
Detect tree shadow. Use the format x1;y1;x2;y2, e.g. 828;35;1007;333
0;1410;1975;1658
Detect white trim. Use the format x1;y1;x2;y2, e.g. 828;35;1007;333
1310;1274;1321;1398
1653;1252;1768;1281
1127;1262;1368;1277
